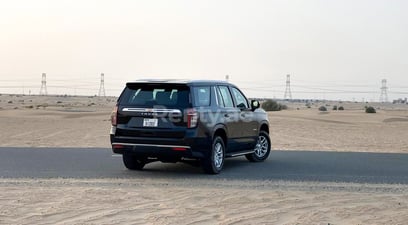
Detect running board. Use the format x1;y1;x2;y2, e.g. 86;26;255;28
226;150;254;157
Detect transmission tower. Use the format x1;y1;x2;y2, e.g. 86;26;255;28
98;73;106;97
39;73;48;95
283;74;292;100
379;79;388;103
225;74;229;82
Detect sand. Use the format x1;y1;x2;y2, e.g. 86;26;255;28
0;95;408;224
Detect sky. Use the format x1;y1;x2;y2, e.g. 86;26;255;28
0;0;407;101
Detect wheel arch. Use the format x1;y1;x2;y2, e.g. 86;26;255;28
259;122;269;134
212;124;228;148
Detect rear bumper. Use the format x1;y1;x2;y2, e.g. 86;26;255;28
110;135;210;159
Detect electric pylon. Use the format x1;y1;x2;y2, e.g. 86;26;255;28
39;73;48;95
98;73;106;97
283;74;292;100
379;79;388;103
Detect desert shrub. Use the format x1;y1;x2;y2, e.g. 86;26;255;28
8;101;13;104
365;106;376;113
318;106;327;111
25;105;34;109
262;100;285;111
338;106;344;110
57;101;63;104
332;105;338;110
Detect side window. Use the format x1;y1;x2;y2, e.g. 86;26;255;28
218;86;234;108
193;86;211;107
231;87;249;109
214;86;224;107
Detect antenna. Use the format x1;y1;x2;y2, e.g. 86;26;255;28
39;73;48;95
283;74;292;100
225;75;229;82
379;79;388;103
98;73;106;97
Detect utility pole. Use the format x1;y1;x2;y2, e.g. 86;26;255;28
39;73;48;95
98;73;106;97
225;75;229;82
283;74;292;100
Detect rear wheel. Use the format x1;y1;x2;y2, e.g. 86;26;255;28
245;131;271;162
202;136;225;174
122;153;146;170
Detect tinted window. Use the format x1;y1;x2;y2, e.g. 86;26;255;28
193;86;211;107
218;86;234;108
214;86;224;107
231;87;249;108
120;84;191;108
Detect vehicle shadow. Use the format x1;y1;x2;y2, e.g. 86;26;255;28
109;150;408;184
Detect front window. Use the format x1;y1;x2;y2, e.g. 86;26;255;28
231;87;249;109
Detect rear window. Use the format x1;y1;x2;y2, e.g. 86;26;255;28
120;83;191;108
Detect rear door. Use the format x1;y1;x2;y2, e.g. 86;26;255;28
116;83;191;138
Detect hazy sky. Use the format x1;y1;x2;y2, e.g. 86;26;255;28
1;0;407;101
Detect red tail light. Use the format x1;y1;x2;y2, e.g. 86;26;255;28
186;108;198;128
113;144;124;149
111;105;118;126
172;147;187;151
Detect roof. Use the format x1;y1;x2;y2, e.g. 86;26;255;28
126;79;230;85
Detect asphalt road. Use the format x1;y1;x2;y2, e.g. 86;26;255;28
0;147;407;184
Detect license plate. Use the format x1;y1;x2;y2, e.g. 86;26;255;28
143;118;158;127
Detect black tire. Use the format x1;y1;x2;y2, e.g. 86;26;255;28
202;136;225;174
245;131;271;162
122;153;146;170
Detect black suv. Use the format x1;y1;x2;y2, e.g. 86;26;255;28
110;79;271;174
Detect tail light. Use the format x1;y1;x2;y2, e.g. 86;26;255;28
111;105;118;126
186;108;198;128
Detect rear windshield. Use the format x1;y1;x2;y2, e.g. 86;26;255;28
119;83;191;108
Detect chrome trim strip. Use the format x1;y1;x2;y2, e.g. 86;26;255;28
228;150;255;157
112;142;191;149
122;108;181;113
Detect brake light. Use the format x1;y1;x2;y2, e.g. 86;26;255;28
113;144;124;149
111;105;118;126
187;108;198;128
172;147;187;151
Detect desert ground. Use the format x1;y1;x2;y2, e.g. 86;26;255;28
0;94;408;224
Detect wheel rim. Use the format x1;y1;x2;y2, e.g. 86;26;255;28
254;135;269;158
213;142;224;168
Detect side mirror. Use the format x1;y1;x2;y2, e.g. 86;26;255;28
251;100;260;111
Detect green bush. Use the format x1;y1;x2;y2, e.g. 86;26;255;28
318;106;327;111
262;100;286;111
365;106;376;113
338;106;344;110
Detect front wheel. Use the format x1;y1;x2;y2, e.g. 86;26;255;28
123;153;146;170
202;136;225;174
245;131;271;162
